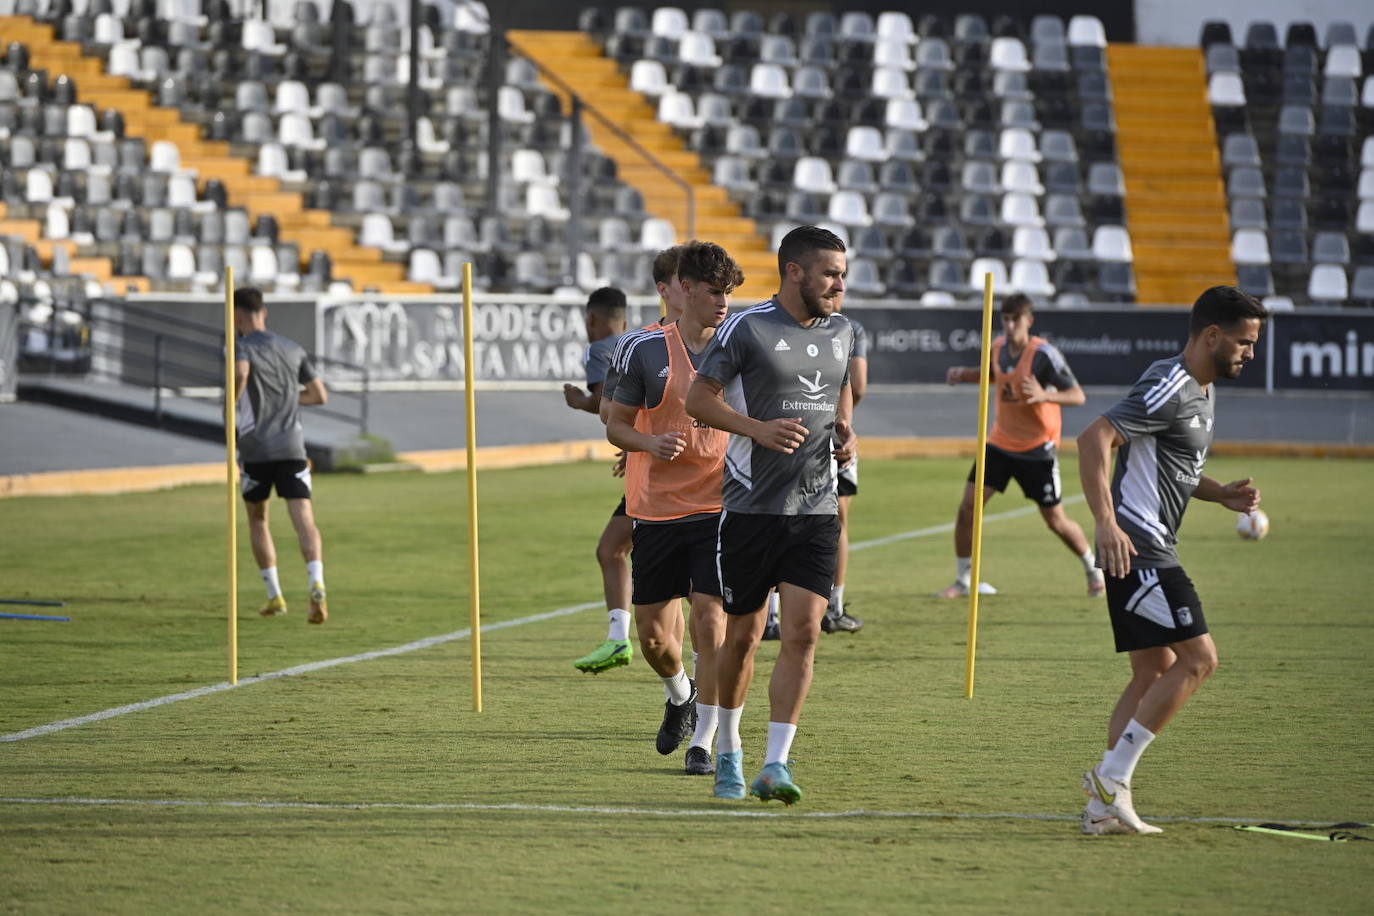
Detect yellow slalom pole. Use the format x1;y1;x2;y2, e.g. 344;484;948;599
224;266;238;686
462;262;483;712
965;271;996;699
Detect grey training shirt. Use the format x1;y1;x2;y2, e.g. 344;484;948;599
698;299;853;516
583;332;621;388
1102;355;1216;568
236;330;316;463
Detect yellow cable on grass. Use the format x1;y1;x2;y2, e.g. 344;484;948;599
965;272;996;699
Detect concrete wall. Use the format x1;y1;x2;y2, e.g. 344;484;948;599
1137;0;1369;47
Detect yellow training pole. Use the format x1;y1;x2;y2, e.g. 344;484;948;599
224;266;238;686
965;271;996;699
462;262;483;712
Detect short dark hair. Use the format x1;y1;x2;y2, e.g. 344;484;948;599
1000;293;1034;317
777;225;846;279
651;246;682;285
1189;285;1267;336
233;287;264;312
676;240;744;291
586;286;627;316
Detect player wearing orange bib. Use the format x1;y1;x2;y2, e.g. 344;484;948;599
940;294;1103;598
606;241;742;774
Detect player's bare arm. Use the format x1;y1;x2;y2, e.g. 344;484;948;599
833;383;857;466
849;356;868;406
1195;475;1261;513
234;358;250;401
945;366;981;385
686;375;808;454
1077;416;1135;578
606;401;686;461
563;381;602;414
300;377;327;406
1020;375;1087;406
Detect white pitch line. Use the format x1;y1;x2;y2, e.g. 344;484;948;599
1;497;1075;745
849;494;1085;552
0;796;1357;828
0;601;600;743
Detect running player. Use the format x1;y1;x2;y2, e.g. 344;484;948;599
1076;286;1266;835
686;225;857;805
939;294;1103;598
564;288;634;674
606;241;742;775
824;298;868;634
573;251;687;673
232;287;330;624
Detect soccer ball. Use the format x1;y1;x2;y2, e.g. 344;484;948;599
1236;510;1269;540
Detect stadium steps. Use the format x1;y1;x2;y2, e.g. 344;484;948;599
0;202;148;292
0;15;431;294
1107;44;1237;305
507;29;777;300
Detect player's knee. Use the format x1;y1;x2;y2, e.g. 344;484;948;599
595;541;625;567
1179;646;1218;682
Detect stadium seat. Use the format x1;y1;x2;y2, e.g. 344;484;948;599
1308;263;1348;303
1232;229;1271;265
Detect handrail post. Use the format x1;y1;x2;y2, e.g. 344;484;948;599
360;366;370;438
153;334;163;426
567;95;584;288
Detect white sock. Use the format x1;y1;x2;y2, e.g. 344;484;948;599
766;591;780;624
1080;550;1097;573
260;567;282;599
829;584;845;611
662;668;691;705
607;608;630;641
765;721;797;766
1100;718;1156;784
306;560;324;587
717;705;743;753
956;556;972;586
690;703;719;751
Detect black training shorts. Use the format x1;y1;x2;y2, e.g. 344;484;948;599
967;444;1062;507
631;514;722;605
241;460;312;502
837;461;858;497
1105;566;1208;652
717;512;840;616
611;496;627;518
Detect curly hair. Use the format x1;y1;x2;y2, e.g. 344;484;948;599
675;240;745;292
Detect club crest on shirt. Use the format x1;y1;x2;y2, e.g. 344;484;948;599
832;338;845;361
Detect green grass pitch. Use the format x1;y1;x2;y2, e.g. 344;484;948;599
1;455;1371;913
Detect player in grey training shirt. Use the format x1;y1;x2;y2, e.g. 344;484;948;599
687;225;857;805
232;288;330;624
1075;286;1267;836
563;287;639;676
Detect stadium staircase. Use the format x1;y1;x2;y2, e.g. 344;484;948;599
508;29;777;301
1108;44;1236;304
1;14;430;293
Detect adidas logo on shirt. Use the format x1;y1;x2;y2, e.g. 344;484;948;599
658;366;670;378
1188;415;1201;428
774;339;791;351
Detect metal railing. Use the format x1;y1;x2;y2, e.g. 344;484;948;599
504;33;697;281
18;297;372;437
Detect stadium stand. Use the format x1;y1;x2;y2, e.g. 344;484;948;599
1205;17;1374;305
546;7;1130;303
1;1;1366;308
